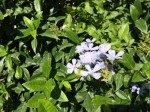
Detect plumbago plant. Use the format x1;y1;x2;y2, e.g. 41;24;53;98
0;0;150;111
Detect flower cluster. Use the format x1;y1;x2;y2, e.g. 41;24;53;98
66;38;124;81
131;83;148;95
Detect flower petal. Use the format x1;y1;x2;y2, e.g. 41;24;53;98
91;73;101;79
67;68;74;74
72;59;77;66
93;64;101;72
66;63;73;68
80;70;88;77
116;51;124;58
85;65;92;72
99;43;111;53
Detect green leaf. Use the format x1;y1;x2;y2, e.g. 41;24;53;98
54;51;64;62
31;38;37;53
43;79;55;99
132;71;145;82
65;30;80;44
115;90;129;100
38;99;57;112
14;103;27;112
118;23;129;41
130;5;140;21
122;53;136;69
34;0;41;12
51;86;68;102
135;19;148;33
30;30;37;38
0;11;4;20
26;93;45;108
134;0;142;14
92;95;116;106
40;51;51;78
23;16;34;30
5;55;13;71
63;81;72;91
83;93;93;112
0;45;7;57
142;62;150;79
40;29;59;40
0;58;5;73
85;2;93;14
15;66;23;79
12;83;25;94
115;73;123;91
58;91;68;102
23;77;46;92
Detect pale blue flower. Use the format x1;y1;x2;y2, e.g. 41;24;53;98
99;43;111;54
80;64;101;79
79;51;99;65
131;85;138;92
66;59;81;74
106;50;124;61
85;38;96;44
96;62;106;69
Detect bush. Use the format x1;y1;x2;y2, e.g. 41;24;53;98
0;0;150;111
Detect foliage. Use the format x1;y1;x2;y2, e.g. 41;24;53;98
0;0;150;111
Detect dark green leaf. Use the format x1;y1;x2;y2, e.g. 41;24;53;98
40;29;59;40
130;5;140;21
115;73;123;91
65;30;80;44
40;51;51;78
122;53;136;69
134;0;142;14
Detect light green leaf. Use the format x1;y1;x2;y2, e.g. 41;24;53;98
132;71;145;82
118;23;129;40
23;16;34;30
26;93;45;108
130;5;140;21
31;38;37;53
115;90;129;100
65;30;80;44
15;66;23;79
85;2;93;14
38;99;57;112
23;77;46;92
63;81;72;91
30;30;37;39
0;45;7;57
40;29;59;40
43;79;55;99
0;58;5;73
58;91;68;102
135;19;148;33
5;55;12;71
12;83;25;94
142;62;150;79
34;0;41;12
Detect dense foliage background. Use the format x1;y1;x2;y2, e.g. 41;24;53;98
0;0;150;111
